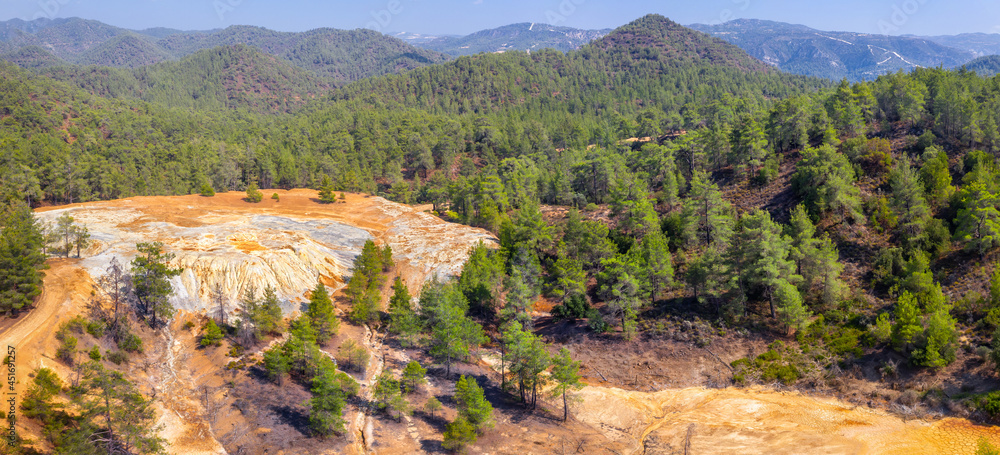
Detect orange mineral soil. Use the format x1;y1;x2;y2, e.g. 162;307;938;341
4;190;1000;454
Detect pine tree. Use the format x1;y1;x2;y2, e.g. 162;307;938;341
78;361;165;454
254;286;284;336
347;240;387;324
682;171;733;249
442;415;477;451
131;242;182;328
424;396;443;418
549;347;583;421
200;319;224;347
919;146;953;206
598;253;644;339
427;284;485;377
55;213;74;257
309;368;348;437
388;277;419;346
639;232;674;303
235;286;260;347
245;182;263;203
457;242;504;314
914;308;957;368
71;224;90;258
0;202;46;316
890;157;931;250
774;279;810;333
793;144;861;223
955;180;1000;258
306;281;339;343
892;291;923;352
401;361;427;394
728;210;800;319
454;375;494;430
549;253;586;301
318;175;337;203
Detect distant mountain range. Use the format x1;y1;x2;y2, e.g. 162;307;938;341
406;22;611;56
688;19;983;81
0;17;448;84
3;16;998;88
916;33;1000;58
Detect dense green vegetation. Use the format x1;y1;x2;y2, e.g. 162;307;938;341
8;11;1000;452
39;45;332;113
0;18;449;82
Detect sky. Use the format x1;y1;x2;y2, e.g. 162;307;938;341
1;0;999;37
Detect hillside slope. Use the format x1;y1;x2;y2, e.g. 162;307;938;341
0;17;450;84
417;22;610;56
38;44;332;113
690;19;974;81
963;55;1000;76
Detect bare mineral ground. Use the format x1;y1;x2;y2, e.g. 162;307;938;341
3;190;1000;454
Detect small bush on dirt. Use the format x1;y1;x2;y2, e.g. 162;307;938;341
245;182;263;203
976;391;1000;419
337;339;369;373
86;319;106;338
227;344;244;357
552;294;592;320
200;183;215;197
106;351;128;365
118;332;143;353
201;320;224;347
56;335;77;364
271;193;280;202
762;363;800;384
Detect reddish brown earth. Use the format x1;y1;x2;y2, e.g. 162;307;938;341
5;190;1000;454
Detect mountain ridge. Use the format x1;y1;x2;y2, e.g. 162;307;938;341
689;18;976;81
0;17;450;84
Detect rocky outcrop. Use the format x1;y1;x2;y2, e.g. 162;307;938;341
36;190;495;315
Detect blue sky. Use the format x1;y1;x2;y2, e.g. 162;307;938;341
1;0;998;36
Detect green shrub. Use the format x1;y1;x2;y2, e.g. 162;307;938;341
271;193;280;202
56;335;77;364
201;320;224;347
106;351;128;365
200;183;215;197
762;363;800;384
245;183;263;203
552;294;592;320
86;319;106;338
337;339;369;373
119;333;144;353
88;346;102;361
978;391;1000;418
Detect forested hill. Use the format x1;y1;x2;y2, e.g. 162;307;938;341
38;45;331;113
0;13;830;203
415;22;610;56
0;17;449;83
332;15;827;128
690;19;974;81
964;55;1000;77
153;25;450;80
